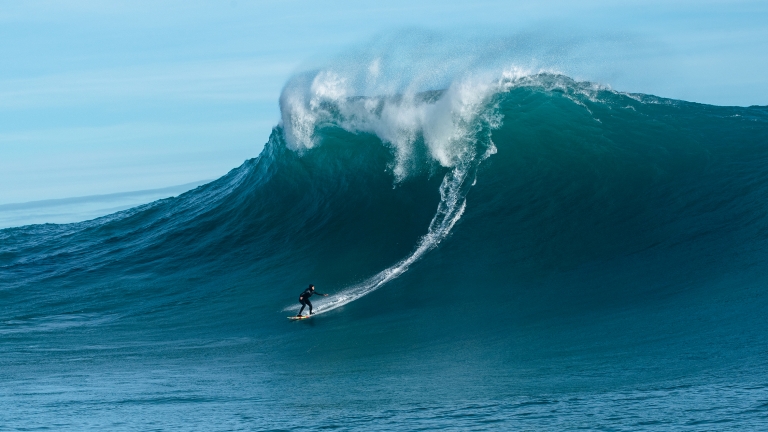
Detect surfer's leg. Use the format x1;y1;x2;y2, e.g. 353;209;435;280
307;299;313;315
298;300;306;315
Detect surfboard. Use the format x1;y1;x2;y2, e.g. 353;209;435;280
287;315;312;320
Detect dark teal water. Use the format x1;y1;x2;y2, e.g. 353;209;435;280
2;75;768;430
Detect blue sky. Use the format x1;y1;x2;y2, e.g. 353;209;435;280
1;0;766;205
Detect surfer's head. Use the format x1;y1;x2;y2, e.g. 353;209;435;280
309;284;314;290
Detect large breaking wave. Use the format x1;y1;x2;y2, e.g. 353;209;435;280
2;68;768;330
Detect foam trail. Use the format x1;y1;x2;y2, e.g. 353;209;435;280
287;165;465;314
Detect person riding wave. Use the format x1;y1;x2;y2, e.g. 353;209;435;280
297;284;327;316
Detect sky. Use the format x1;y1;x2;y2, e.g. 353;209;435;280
1;0;766;205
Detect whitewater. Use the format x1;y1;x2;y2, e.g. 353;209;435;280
2;48;768;430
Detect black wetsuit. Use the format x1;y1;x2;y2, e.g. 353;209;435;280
298;288;326;315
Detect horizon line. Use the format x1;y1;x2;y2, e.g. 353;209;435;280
0;180;213;211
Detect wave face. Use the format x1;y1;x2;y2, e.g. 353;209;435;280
3;73;768;430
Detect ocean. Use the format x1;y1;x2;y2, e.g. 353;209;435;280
2;72;768;430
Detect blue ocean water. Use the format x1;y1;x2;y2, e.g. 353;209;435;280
2;73;768;430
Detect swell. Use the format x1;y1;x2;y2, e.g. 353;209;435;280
1;75;768;344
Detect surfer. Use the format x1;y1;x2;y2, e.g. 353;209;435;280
297;284;328;316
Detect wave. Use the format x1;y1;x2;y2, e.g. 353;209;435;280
1;69;767;356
